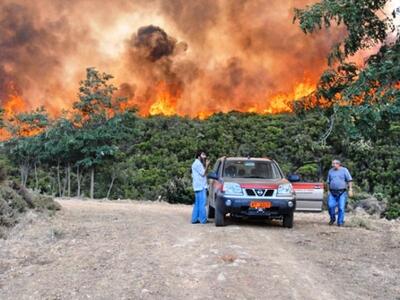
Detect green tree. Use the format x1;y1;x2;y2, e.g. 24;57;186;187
72;67;129;198
294;0;395;65
42;117;81;197
3;107;49;187
294;0;399;140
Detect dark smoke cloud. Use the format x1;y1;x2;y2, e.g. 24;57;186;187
134;25;176;62
0;3;62;104
122;25;191;110
0;1;95;112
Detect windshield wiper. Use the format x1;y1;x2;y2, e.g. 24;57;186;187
243;176;266;179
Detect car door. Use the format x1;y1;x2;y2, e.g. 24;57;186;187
292;182;324;212
208;159;222;207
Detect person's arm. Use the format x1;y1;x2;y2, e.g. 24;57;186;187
348;181;353;197
326;171;330;190
200;160;210;176
345;169;353;197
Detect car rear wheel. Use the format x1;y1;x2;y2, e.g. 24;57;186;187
215;205;225;226
208;203;215;219
283;212;294;228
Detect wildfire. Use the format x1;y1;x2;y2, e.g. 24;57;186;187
0;83;44;139
149;96;176;116
2;0;392;128
197;111;213;120
145;79;316;118
263;81;315;114
148;82;178;116
3;94;26;119
1;82;26;117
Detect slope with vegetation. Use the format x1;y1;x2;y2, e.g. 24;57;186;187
0;163;61;238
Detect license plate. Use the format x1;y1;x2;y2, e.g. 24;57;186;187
250;201;271;209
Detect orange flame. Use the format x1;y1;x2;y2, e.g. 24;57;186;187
145;79;316;119
2;82;27;117
3;94;26;119
148;82;178;116
0;83;44;139
264;81;315;114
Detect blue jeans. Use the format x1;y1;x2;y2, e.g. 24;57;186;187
191;189;207;224
328;191;347;225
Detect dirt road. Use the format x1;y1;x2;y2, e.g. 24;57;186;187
1;199;399;300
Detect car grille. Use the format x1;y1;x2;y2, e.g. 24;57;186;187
245;188;274;197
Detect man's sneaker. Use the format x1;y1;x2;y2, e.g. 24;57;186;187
337;223;344;227
329;220;335;225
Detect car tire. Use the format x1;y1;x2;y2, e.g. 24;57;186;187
208;203;215;219
215;205;225;226
283;212;294;228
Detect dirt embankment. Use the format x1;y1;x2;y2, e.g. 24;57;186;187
0;199;399;300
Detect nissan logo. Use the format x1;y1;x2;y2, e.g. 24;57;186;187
256;189;264;196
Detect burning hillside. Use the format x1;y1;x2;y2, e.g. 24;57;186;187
0;0;384;118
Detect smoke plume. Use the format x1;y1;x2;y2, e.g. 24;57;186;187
0;0;348;117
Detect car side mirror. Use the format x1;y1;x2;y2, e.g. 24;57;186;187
207;172;219;180
287;174;301;182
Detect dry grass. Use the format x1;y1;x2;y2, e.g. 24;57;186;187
347;216;374;230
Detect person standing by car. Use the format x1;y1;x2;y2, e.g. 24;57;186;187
327;159;353;226
191;150;210;224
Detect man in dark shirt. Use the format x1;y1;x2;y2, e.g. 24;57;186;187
326;159;353;226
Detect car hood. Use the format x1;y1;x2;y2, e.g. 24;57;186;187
222;177;289;188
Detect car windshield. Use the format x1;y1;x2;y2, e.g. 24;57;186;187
223;160;282;179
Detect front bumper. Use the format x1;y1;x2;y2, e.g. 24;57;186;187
216;194;295;218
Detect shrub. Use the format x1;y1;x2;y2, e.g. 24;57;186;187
385;202;400;220
348;216;373;230
0;182;27;227
32;193;61;211
0;180;61;237
163;176;194;204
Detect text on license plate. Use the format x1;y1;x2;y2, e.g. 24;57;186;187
250;201;271;209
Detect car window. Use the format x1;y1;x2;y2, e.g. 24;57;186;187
212;160;221;175
223;160;282;179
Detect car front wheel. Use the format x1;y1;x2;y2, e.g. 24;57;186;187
215;205;225;226
208;202;215;219
283;211;294;228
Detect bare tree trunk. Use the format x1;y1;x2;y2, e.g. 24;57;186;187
106;173;116;200
76;165;81;197
67;163;71;197
62;168;66;197
34;162;38;190
62;165;70;197
90;167;95;199
20;165;24;186
25;167;29;186
20;163;29;187
57;161;62;197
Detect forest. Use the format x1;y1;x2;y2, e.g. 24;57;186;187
0;0;399;219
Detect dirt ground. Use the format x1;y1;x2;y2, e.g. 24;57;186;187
0;199;399;300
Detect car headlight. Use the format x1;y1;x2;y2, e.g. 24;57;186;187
223;182;243;195
277;183;293;196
